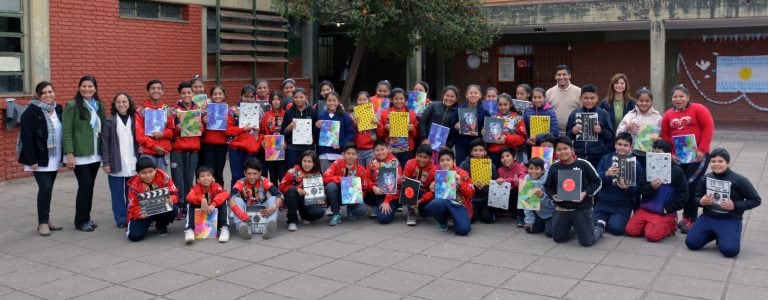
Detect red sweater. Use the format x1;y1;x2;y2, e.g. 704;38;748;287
225;105;262;154
135;100;176;155
126;169;178;222
401;158;436;203
368;153;402;204
661;103;715;155
497;162;528;190
260;108;285;136
279;165;323;194
186;182;230;207
377;107;420;153
172;101;203;152
423;167;474;219
488;112;527;154
322;159;372;192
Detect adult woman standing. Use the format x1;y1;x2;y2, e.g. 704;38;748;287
661;85;715;234
101;92;138;228
63;75;106;232
18;82;63;236
599;73;636;131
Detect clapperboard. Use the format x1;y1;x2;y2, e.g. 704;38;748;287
575;112;598;142
138;188;173;217
303;175;325;205
613;155;637;186
246;203;268;234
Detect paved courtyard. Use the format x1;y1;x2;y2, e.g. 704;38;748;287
1;134;767;300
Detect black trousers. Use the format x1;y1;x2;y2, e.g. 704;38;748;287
284;186;326;224
33;171;57;224
74;162;100;227
200;143;228;186
681;154;710;221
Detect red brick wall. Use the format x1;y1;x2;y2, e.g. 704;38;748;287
676;39;768;128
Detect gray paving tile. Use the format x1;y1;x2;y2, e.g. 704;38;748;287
734;253;768;270
217;264;297;289
0;236;62;255
544;243;608;263
502;271;578;298
321;285;401;300
51;252;127;273
525;257;594;279
615;238;676;257
262;251;335;272
239;290;292;299
75;234;134;251
0;254;39;276
642;292;700;300
443;263;517;287
725;283;768;300
123;269;206;296
165;279;252;300
331;229;396;246
565;281;644;300
729;267;768;288
300;239;367;258
375;236;438;254
0;285;13;296
342;247;413;267
107;240;176;259
76;285;154;300
445;233;508;249
0;230;35;244
412;278;494;300
483;288;557;300
23;274;110;300
259;232;323;250
0;291;39;300
423;242;487;261
493;237;555;255
663;258;732;281
584;265;656;289
391;254;463;276
601;251;667;272
180;238;246;255
84;260;164;284
265;274;346;299
670;246;738;266
219;243;290;263
290;224;357;239
651;274;726;300
359;223;414;235
470;249;538;270
174;255;246;278
0;264;73;290
307;259;381;283
357;269;435;295
401;225;456;241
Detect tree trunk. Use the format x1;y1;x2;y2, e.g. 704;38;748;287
341;35;368;108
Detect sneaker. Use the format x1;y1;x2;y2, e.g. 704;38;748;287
406;213;417;226
596;219;607;232
184;229;195;244
325;207;333;216
157;226;169;237
329;214;342;226
262;220;277;239
287;223;298;232
347;209;357;221
238;223;252;239
175;207;187;221
679;218;694;234
438;222;449;231
218;226;230;243
300;219;312;225
515;217;525;228
369;206;378;219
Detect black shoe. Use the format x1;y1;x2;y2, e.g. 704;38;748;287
117;223;126;229
157;226;169;236
88;220;98;229
77;223;95;232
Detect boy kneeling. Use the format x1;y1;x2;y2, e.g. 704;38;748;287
126;157;179;242
230;158;283;239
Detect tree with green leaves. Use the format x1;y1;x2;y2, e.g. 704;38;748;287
274;0;498;104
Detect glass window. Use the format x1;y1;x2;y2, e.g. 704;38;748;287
0;74;22;93
160;5;181;19
0;16;21;32
0;0;21;12
0;36;22;52
119;0;183;21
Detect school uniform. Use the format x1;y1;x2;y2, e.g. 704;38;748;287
126;169;179;241
366;153;402;224
487;111;527;166
377;107;419;168
280;166;326;225
451;103;490;164
226;102;263;189
322;159;372;217
229;177;282;229
523;102;559;139
316;110;355;171
565;106;615;168
171;101;203;209
419;102;459;163
594;152;646;235
543;158;604;247
185;182;230;232
281;104;318;169
459;157;498;224
200;102;230;186
400;158;437;214
521;173;555;237
498;161;528;223
135;100;176;171
422;166;474;236
261;108;286;187
625;162;688;242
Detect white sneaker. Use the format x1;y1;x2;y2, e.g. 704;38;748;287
263;220;277;239
184;229;194;244
218;226;230;243
287;223;298;232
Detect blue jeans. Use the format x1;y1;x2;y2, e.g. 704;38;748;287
357;149;374;167
685;214;742;258
593;205;632;236
230;196;277;228
107;175;130;226
126;206;178;242
424;199;471;236
326;182;367;216
228;148;257;189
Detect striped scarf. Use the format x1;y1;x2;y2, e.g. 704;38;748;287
30;100;57;149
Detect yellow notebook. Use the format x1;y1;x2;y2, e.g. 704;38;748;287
470;158;492;185
389;112;409;138
530;116;550;138
354;103;378;131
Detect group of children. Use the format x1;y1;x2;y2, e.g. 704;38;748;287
112;76;760;258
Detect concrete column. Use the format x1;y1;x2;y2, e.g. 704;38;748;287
28;0;50;87
301;21;314;92
650;19;666;111
406;47;422;88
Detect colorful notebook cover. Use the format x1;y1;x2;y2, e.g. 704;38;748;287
353;103;378;131
264;135;285;161
434;170;457;201
341;176;363;204
194;208;218;239
318;120;340;147
557;169;582;201
389;112;409;138
459;108;478;135
428;123;450;151
179;109;202;137
575;112;598;142
483;117;505;144
372;97;390;115
531;146;554;170
470;158;492;185
634;124;660;152
407;91;427;115
646;152;671;184
518;178;542;210
192;94;208;109
399;177;421;206
488;181;511;210
206;103;228;130
377;167;398;194
673;134;698;164
481;100;498;116
238;102;261;128
292;118;313;145
529;116;550;138
143;108;167;136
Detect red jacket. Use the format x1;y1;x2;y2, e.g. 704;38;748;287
368;153;401;204
135;100;176;155
226;104;262;154
377;107;419;153
497;162;528;190
126;169;179;222
423;166;474;218
401;158;436;203
186;182;230;207
279;165;324;194
202;101;228;145
261;108;285;136
323;159;372;192
172;101;203;152
488;111;527;154
231;176;280;204
354;128;377;150
661;103;714;155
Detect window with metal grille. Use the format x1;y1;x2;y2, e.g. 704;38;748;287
119;0;183;21
0;0;23;93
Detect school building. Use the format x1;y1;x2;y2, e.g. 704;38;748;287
0;0;313;181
